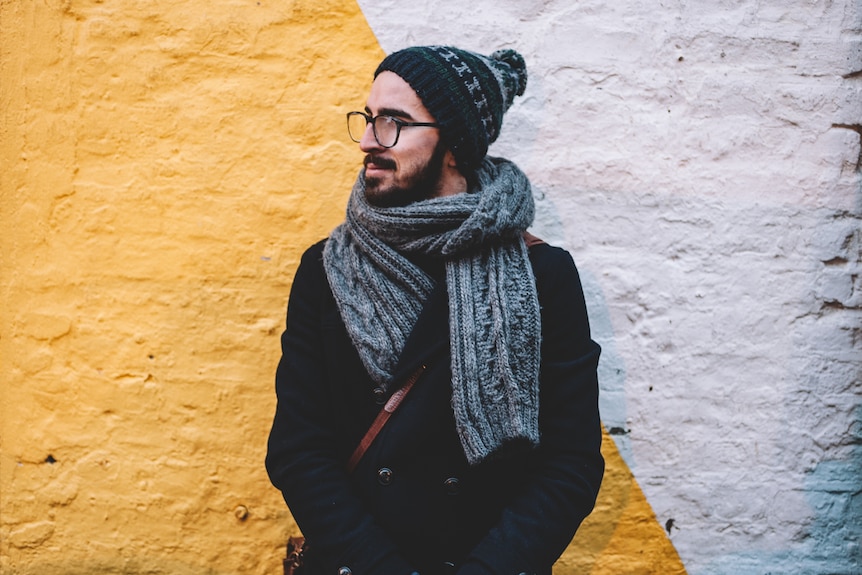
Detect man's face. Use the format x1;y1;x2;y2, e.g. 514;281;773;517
359;71;447;207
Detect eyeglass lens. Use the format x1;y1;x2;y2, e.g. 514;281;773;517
347;113;399;148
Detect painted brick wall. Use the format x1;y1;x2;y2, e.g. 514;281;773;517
2;0;860;574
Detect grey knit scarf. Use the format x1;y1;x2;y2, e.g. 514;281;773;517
323;157;541;465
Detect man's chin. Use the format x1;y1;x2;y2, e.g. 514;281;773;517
364;177;409;208
363;166;440;208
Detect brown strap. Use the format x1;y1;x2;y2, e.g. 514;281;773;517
522;231;546;247
346;364;426;473
283;536;306;575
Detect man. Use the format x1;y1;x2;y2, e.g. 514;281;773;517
266;46;604;575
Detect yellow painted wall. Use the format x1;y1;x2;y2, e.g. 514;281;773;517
1;1;381;572
0;1;684;573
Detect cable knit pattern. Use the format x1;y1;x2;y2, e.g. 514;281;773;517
323;157;541;464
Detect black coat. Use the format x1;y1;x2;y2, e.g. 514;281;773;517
266;239;604;575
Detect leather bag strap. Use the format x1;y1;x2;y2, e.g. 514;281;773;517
522;231;546;247
346;364;426;473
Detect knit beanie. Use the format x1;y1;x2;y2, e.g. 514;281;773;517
374;46;527;170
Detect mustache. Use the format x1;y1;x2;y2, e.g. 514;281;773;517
364;154;396;170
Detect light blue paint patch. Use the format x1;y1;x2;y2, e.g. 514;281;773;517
803;453;862;571
695;408;861;575
530;188;632;465
580;268;632;464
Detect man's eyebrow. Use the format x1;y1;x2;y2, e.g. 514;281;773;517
369;106;416;121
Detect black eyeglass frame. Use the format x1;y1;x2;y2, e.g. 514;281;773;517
346;111;440;148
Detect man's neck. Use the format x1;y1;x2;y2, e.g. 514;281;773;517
433;173;468;199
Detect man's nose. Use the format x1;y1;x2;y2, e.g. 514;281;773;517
359;122;383;152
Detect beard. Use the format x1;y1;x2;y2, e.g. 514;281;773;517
363;140;448;208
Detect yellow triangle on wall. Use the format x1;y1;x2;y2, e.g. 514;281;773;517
557;427;688;574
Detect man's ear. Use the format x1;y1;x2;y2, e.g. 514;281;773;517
437;148;469;197
446;149;476;183
444;148;459;169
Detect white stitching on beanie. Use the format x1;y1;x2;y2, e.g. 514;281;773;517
430;46;496;142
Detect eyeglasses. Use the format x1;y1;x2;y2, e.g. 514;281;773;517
347;111;439;148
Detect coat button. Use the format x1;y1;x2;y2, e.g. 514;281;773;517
443;477;460;495
337;568;352;575
377;467;394;485
372;387;386;405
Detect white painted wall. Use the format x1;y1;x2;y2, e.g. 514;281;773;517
357;1;862;573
